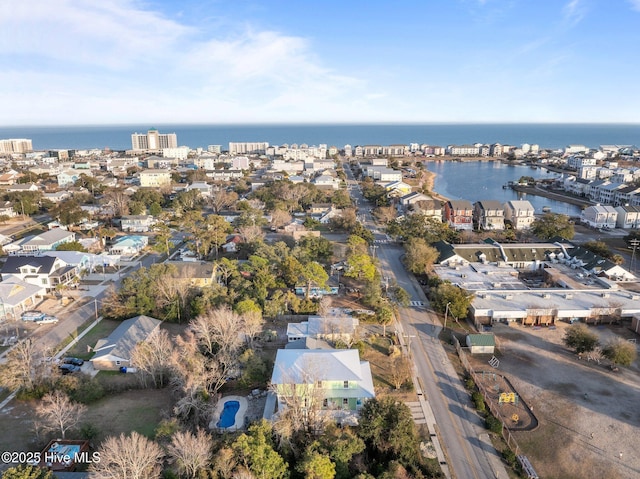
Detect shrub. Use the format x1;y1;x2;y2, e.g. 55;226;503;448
502;448;517;467
464;377;476;390
485;414;503;434
471;391;486;413
80;423;100;441
353;340;366;357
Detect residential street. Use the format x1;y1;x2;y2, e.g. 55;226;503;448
345;165;508;478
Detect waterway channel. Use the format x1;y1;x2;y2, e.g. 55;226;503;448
425;160;583;216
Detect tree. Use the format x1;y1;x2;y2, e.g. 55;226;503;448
91;431;164;479
232;420;289;479
300;262;329;299
130;328;174;388
0;339;44;391
375;305;394;337
430;283;474;322
358;397;421;464
531;213;575;240
34;390;87;439
1;466;53;479
390;357;412;390
563;324;599;354
56;241;88;252
165;429;212;479
316;424;365;479
153;223;174;255
602;338;637;366
402;237;439;274
149;202;163;216
297;447;336;479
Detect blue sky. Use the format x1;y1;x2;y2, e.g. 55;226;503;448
2;0;640;125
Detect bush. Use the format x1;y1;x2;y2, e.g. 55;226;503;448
80;423;100;441
16;383;52;401
68;377;105;404
353;340;366;357
485;414;503;434
471;391;486;413
464;377;476;390
502;448;517;467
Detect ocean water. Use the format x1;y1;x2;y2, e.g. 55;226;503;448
0;123;638;151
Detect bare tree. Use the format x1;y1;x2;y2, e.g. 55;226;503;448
0;339;44;391
154;267;194;323
317;296;332;318
165;428;212;479
190;306;244;356
270;209;292;229
271;359;330;445
102;187;130;217
212;447;238;479
171;333;230;425
390;357;412;390
35;391;87;439
237;224;265;243
209;189;238;214
91;431;164;479
240;310;264;348
131;329;174;388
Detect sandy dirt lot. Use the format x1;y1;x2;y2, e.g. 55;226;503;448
467;321;640;479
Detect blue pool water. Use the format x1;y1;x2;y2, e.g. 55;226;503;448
217;400;240;428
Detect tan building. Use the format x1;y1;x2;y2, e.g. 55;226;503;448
139;169;171;187
131;129;177;151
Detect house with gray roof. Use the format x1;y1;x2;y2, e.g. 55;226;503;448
473;200;505;230
90;315;162;370
1;255;78;292
4;228;76;255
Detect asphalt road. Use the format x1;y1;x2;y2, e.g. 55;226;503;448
344;164;506;478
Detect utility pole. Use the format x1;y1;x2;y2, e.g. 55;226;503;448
630;238;639;274
444;301;452;331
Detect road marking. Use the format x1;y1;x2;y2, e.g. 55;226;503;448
410;301;424;306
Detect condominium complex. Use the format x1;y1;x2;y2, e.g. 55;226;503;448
0;138;33;154
228;142;269;155
131;129;178;151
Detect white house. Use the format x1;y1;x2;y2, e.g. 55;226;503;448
615;205;640;229
270;349;375;414
120;215;156;233
108;235;149;256
581;205;618;229
504;200;535;230
5;229;76;254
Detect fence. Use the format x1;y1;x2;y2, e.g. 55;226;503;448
453;336;524;457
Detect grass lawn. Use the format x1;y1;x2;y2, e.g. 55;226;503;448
63;319;122;360
82;388;174;442
362;333;417;401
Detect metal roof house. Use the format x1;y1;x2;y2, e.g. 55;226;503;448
90;315;161;370
270;349;375;415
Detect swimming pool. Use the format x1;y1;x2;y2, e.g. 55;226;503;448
216;400;240;428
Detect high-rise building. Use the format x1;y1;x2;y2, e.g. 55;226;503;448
131;129;178;151
0;139;33;154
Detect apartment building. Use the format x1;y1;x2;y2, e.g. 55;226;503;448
139;169;171;187
131;129;178;151
0;139;33;154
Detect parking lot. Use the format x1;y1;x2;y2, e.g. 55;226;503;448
467;321;640;479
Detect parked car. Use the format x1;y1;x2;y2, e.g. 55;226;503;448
58;364;80;375
21;311;45;322
62;357;84;366
34;315;58;324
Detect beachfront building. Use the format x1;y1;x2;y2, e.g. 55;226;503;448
131;129;177;152
0;139;33;154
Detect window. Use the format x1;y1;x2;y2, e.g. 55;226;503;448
343;380;349;389
343;398;349;407
316;381;322;388
323;399;328;407
116;361;121;365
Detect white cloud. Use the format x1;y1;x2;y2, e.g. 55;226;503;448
563;0;586;26
0;0;378;124
628;0;640;11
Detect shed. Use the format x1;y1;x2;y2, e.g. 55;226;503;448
466;333;496;354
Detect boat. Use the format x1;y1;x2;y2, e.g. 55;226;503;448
542;206;552;212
